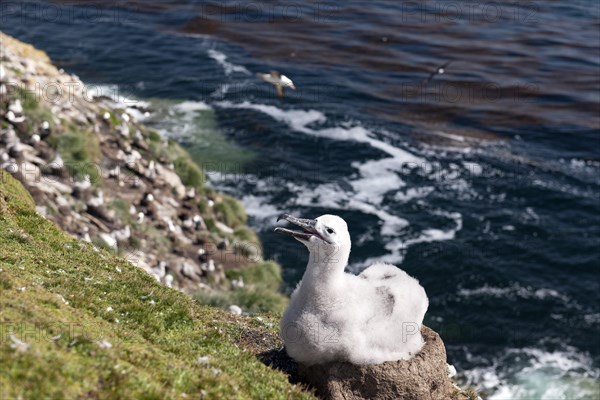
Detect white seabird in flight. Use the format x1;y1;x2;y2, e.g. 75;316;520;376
256;70;296;97
424;60;452;85
275;213;429;365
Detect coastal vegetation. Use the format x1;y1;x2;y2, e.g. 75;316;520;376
0;31;477;400
0;172;311;399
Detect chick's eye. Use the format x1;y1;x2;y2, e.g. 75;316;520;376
326;228;335;234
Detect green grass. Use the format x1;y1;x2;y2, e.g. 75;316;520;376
203;217;218;234
214;195;247;229
108;199;133;225
55;129;101;163
226;261;282;292
147;129;162;143
102;109;122;128
168;140;206;190
44;123;103;183
194;261;288;314
194;287;289;316
232;228;262;259
142;131;206;191
0;172;313;400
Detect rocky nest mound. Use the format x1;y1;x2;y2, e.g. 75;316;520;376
298;326;458;400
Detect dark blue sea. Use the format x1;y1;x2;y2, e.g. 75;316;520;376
2;1;599;398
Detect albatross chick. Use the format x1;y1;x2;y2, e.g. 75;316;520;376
276;213;429;365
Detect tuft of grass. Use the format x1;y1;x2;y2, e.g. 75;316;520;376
194;286;288;315
214;195;247;228
108;198;133;224
143;133;205;191
232;226;261;258
147;129;162;143
174;155;205;189
168;140;205;189
195;261;288;314
198;199;210;214
203;217;218;234
45;124;103;183
102;109;121;127
0;172;313;400
56;129;101;164
233;226;258;243
139;225;171;256
464;387;480;400
226;261;282;292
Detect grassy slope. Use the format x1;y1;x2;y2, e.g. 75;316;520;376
0;172;313;399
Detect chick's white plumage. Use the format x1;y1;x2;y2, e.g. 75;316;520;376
276;214;428;365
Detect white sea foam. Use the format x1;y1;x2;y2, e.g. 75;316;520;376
89;84;151;121
532;178;597;199
215;101;471;269
407;211;463;246
158;100;214;140
461;345;600;400
583;313;600;325
462;161;483;176
215;101;425;210
207;49;251;76
291;182;409;235
216;101;425;169
240;195;280;223
173;100;212;112
458;283;571;303
522;206;540;223
293;113;476;202
216;101;326;130
217;102;416;208
350;158;406;205
347;198;410;236
353;211;463;271
394;187;435;203
211;83;230;98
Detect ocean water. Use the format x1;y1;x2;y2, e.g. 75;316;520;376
2;1;599;398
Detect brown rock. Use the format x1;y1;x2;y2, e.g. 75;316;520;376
297;326;452;400
86;204;115;223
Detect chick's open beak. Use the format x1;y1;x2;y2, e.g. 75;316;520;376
275;213;319;241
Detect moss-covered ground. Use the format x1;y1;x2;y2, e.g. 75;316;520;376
0;172;314;399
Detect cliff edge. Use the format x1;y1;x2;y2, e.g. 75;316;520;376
0;32;477;400
0;31;286;315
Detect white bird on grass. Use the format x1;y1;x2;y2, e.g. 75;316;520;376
275;213;429;365
256;70;296;97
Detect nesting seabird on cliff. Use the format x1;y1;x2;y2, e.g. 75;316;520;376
276;214;429;365
256;70;296;97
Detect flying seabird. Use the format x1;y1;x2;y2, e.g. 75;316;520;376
424;61;452;85
275;214;429;365
256;70;296;97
